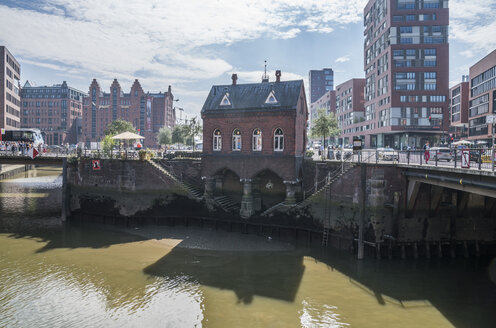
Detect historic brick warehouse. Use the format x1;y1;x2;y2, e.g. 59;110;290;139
201;71;308;218
82;79;176;148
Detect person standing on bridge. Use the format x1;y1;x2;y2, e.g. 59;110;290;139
423;141;430;162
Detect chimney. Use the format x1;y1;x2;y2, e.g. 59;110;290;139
232;73;238;85
275;70;281;82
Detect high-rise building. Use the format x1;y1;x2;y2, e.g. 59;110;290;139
467;49;496;144
82;79;175;148
0;46;21;129
20;81;86;145
362;0;449;149
309;68;334;103
335;78;366;145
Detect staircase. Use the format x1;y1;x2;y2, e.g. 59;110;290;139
213;195;240;213
322;182;331;246
147;159;203;200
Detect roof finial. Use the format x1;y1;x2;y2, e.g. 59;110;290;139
262;60;269;83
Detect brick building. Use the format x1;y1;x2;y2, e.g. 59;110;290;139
20;81;86;145
82;79;175;148
201;71;308;218
448;76;469;141
335;78;366;145
0;46;21;129
467;49;496;145
362;0;449;149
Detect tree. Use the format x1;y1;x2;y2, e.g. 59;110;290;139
172;125;189;145
101;135;115;158
310;109;340;158
157;127;172;147
186;117;202;148
104;120;135;136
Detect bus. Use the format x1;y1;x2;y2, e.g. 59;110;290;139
0;128;45;147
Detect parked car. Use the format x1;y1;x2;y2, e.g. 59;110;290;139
429;147;451;162
377;147;398;161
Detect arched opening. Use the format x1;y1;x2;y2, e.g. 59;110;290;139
213;168;242;204
252;128;262;151
232;128;241;151
274;128;284;151
252;169;285;210
213;129;222;151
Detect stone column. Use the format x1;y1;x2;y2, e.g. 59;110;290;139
240;178;254;219
284;180;297;205
202;176;215;199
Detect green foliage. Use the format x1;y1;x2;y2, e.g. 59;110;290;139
305;150;314;158
104;120;135;136
157;126;172;146
187;117;202;147
310;109;340;141
172;125;189;145
101;135;115;158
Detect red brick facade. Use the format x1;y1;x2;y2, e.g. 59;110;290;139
201;77;308;181
82;79;175;148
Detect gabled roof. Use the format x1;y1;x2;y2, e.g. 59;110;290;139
202;80;303;112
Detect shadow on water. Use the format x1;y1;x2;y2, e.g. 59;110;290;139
311;248;496;328
143;247;305;304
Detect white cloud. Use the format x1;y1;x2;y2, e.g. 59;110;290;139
335;56;350;63
450;0;496;54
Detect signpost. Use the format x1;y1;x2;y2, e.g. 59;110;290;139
489;115;496;171
461;149;470;168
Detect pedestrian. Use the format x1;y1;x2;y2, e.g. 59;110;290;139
423;141;430;162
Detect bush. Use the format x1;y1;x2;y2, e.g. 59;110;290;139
306;150;314;157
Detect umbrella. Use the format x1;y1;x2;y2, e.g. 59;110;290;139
111;131;145;140
451;140;473;146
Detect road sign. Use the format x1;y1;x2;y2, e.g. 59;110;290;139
28;147;39;159
487;115;496;123
352;138;362;151
92;160;101;170
461;149;470;168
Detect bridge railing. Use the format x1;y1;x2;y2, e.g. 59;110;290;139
351;147;496;172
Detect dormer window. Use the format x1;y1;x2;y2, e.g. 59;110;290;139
220;93;231;106
265;90;278;104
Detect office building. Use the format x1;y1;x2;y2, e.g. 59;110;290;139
309;68;334;103
0;46;21;129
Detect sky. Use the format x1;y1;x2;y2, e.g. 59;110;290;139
1;0;495;121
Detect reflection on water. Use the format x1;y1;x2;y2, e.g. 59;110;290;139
1;166;496;327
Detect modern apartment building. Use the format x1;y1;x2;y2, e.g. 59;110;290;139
82;79;175;148
362;0;449;149
20;81;86;145
449;76;469;141
0;46;21;129
467;49;496;145
309;90;336;132
309;68;334;103
335;78;366;145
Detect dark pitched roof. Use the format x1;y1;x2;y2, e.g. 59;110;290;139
202;80;303;112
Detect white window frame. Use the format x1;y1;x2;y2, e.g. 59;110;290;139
252;128;262;151
213;129;222;151
274;128;284;151
232;128;241;151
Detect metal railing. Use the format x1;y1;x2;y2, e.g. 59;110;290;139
349;147;495;172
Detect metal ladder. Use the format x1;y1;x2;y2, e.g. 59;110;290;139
322;173;331;247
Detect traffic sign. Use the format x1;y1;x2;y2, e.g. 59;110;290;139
461;149;470;168
92;160;101;170
28;147;39;159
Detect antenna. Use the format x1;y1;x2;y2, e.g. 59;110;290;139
262;60;269;82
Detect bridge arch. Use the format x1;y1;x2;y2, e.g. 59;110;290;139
251;168;285;210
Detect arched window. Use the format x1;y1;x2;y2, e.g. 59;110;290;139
274;128;284;151
252;128;262;151
213;129;221;151
232;128;241;151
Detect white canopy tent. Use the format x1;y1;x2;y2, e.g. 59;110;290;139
111;131;145;140
452;140;473;146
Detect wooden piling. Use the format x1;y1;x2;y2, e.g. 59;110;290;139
425;242;431;259
413;243;418;259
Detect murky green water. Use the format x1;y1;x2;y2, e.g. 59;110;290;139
1;166;495;327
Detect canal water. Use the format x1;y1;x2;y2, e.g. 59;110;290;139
1;166;495;327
